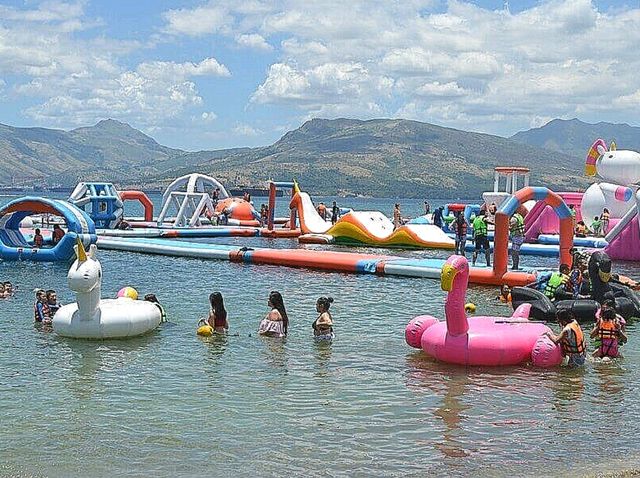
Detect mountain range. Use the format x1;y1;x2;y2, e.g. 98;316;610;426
1;117;635;198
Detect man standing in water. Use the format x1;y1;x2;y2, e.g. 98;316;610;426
472;211;490;267
331;201;340;224
509;211;525;270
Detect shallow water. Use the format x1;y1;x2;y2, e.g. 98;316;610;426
1;194;640;477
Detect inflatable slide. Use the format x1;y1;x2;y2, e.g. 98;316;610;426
290;191;454;249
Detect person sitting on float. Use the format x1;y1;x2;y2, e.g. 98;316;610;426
545;309;586;368
575;220;588;238
537;264;570;301
52;224;65;244
33;228;44;248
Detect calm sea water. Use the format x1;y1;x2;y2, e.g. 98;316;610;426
1;192;640;477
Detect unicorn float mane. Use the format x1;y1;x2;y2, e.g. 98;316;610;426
585;138;609;176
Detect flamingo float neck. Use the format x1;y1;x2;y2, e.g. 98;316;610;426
441;255;469;336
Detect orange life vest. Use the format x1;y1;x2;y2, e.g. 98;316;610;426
598;320;618;341
561;321;585;355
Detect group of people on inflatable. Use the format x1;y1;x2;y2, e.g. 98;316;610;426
197;290;335;340
33;286;165;326
510;250;640;323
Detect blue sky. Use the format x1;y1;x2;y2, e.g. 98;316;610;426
0;0;638;151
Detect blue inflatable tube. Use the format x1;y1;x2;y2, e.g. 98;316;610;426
0;197;96;261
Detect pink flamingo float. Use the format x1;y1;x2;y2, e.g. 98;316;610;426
405;255;562;367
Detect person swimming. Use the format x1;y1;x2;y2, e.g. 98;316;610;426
258;291;288;338
497;284;512;303
312;296;334;340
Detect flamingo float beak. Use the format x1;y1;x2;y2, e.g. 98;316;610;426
441;264;458;292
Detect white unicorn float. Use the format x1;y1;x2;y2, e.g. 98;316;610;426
581;139;640;223
53;239;162;338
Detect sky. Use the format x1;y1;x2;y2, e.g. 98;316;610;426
0;0;639;151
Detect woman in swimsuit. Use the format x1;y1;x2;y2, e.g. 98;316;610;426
312;297;334;340
258;291;289;337
205;292;228;334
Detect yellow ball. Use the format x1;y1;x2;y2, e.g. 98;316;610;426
465;303;477;313
197;325;214;337
117;287;138;300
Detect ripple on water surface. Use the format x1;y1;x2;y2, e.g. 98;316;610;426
1;234;640;476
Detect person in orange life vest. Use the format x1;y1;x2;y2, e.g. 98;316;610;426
575;221;587;238
497;284;512;303
545;309;586;367
591;307;627;359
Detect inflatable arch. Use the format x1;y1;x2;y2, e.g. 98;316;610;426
161;173;229;205
494;187;574;276
120;190;154;222
0;197;97;261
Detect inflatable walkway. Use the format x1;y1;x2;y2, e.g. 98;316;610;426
96;236;537;286
0;197;96;261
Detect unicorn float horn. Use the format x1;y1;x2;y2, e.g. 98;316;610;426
75;236;87;262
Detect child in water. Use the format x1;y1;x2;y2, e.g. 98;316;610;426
545;309;586;367
34;289;52;324
497;285;512;303
258;291;288;337
203;292;228;334
312;297;334;340
591;308;627;359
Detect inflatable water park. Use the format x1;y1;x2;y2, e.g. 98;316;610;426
3;138;640;343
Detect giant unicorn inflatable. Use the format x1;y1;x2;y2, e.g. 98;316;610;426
53;239;162;338
581;139;640;225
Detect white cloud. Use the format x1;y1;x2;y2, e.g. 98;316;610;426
233;123;262;136
23;58;231;127
415;81;468;98
236;33;273;51
163;4;230;36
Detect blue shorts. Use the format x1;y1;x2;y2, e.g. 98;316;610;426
511;235;525;252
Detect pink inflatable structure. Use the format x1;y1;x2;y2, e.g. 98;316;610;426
405;255;563;367
524;192;583;242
